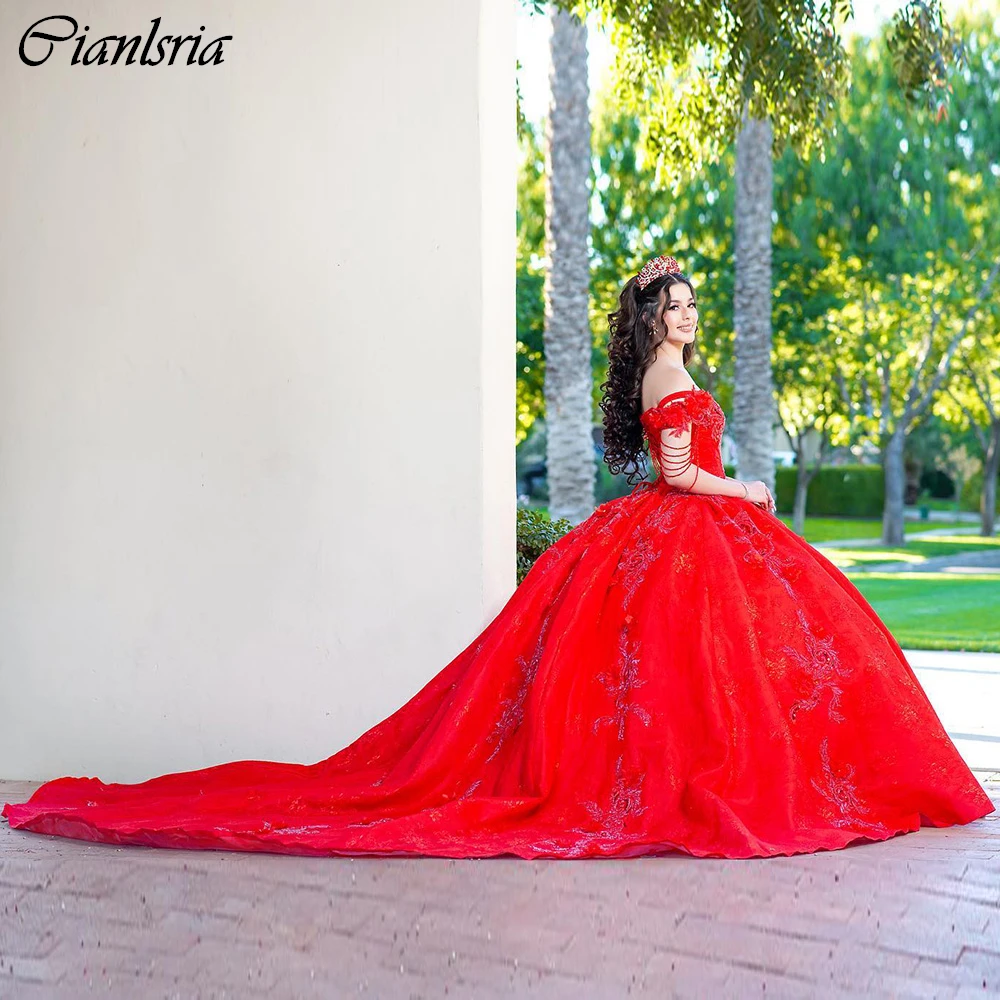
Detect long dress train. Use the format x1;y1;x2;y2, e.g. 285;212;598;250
3;388;994;858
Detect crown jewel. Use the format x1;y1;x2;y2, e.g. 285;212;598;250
636;254;682;289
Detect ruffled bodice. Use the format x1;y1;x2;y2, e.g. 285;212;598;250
640;387;726;483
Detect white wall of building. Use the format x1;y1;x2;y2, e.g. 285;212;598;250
0;0;515;781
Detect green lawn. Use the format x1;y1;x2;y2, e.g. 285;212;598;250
848;571;1000;652
821;534;1000;570
917;497;968;512
776;516;968;543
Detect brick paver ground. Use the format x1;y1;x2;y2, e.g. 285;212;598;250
2;777;998;999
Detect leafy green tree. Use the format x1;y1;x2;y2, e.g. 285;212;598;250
939;314;1000;535
520;1;976;527
516;121;547;446
931;7;1000;535
829;255;999;544
822;9;1000;543
549;0;962;502
773;253;853;534
905;413;979;511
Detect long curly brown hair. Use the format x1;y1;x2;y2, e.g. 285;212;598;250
599;270;697;486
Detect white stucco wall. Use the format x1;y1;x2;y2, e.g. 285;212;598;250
0;0;515;781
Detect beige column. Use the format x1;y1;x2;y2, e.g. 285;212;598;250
0;0;515;781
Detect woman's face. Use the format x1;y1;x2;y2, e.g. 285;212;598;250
659;281;697;347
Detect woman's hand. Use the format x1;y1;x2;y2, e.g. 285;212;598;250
743;480;776;512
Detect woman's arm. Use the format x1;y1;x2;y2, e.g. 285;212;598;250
657;423;774;508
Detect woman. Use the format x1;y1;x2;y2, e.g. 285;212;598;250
4;254;993;859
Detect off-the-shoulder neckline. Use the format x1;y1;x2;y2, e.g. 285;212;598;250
641;385;710;418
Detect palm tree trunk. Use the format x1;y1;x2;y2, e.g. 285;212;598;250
543;8;594;525
733;108;776;492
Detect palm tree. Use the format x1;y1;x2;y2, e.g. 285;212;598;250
543;7;594;525
733;108;776;492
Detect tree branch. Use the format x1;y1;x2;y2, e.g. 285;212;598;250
909;259;1000;428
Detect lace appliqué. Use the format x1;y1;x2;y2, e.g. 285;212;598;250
785;608;851;723
582;767;648;835
648;495;681;533
726;508;798;598
592;628;651;736
715;501;878;835
611;533;660;610
810;738;889;836
715;506;853;725
564;621;651;852
484;609;552;762
481;554;580;764
460;778;482;799
593;503;634;546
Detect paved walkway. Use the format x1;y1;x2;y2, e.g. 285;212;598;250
2;770;998;998
908;650;1000;772
904;509;981;524
809;525;1000;574
812;526;984;551
863;548;1000;574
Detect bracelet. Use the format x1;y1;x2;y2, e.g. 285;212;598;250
739;481;748;500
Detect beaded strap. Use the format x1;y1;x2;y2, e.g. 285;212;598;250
657;429;694;482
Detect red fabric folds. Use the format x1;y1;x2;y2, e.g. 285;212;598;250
3;388;994;859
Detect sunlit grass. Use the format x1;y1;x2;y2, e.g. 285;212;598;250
776;516;968;543
848;572;1000;652
823;535;1000;570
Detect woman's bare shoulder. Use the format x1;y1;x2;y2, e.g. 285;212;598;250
642;365;699;411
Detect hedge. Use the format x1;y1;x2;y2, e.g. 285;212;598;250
774;464;884;518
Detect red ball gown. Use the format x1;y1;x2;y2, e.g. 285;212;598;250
3;388;994;858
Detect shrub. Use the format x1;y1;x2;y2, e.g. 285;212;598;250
958;469;1000;514
774;465;884;518
920;468;955;499
516;506;573;584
